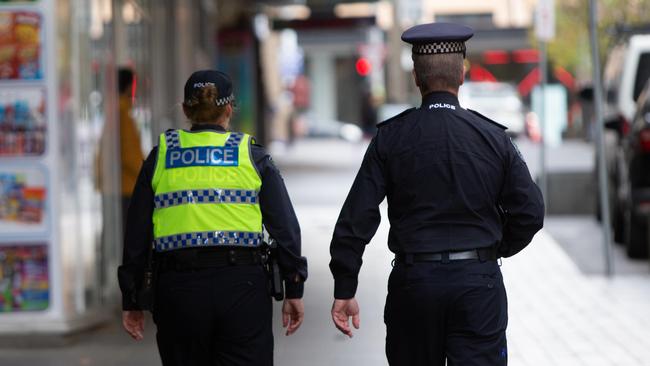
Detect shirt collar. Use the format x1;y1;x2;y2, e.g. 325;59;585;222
189;123;226;132
420;91;460;109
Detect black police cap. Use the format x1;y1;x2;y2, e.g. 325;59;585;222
401;22;474;56
184;70;234;106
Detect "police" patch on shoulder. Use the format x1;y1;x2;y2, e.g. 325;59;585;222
428;103;456;110
166;146;239;168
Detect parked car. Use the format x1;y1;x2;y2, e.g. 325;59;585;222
619;80;650;258
595;33;650;244
458;82;526;137
301;112;363;143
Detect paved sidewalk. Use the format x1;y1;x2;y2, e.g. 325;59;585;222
544;216;650;275
504;230;650;365
2;138;650;365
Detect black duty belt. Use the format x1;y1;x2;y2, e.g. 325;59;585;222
157;247;263;271
395;248;496;264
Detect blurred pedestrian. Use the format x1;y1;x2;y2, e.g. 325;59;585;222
360;86;378;138
289;74;311;142
117;67;144;229
329;23;544;365
118;70;307;366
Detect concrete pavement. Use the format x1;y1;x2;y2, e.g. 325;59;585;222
545;216;650;275
2;137;650;365
272;138;650;366
505;230;650;365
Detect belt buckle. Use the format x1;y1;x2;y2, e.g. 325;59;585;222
441;252;450;264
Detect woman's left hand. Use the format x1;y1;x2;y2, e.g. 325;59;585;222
282;298;305;336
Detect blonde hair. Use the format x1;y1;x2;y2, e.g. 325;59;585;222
412;52;464;93
182;85;228;124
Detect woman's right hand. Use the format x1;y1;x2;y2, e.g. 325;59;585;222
122;310;145;341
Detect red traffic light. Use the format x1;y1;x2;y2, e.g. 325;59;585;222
355;57;371;76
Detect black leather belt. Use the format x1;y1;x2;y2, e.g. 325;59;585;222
157;247;263;271
395;248;496;264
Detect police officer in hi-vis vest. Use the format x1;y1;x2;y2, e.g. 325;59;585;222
118;70;307;366
329;23;544;365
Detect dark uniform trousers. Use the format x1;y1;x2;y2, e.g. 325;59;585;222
384;259;508;366
153;264;273;366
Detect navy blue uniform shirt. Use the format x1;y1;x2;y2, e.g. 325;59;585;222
330;91;544;299
119;124;307;310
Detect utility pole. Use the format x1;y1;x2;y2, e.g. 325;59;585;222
535;0;554;210
588;0;614;276
386;0;408;103
539;41;548;210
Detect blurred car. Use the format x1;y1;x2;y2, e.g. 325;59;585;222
301;112;363;143
595;33;650;244
603;34;650;133
377;103;413;123
619;80;650;258
458;82;526;137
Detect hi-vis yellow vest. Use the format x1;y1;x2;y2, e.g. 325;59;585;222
151;129;263;252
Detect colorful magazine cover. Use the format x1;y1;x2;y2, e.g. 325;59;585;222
0;167;47;233
0;244;49;312
0;11;41;80
0;87;46;156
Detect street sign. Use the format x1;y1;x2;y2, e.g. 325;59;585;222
535;0;555;41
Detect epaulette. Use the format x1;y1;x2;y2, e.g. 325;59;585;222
377;107;416;128
248;136;267;149
467;109;508;130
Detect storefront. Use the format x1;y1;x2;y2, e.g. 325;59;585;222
0;0;216;335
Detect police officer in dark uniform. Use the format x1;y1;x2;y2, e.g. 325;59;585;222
118;70;307;366
329;23;544;365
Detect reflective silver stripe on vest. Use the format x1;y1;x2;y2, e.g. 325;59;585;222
165;130;181;149
166;130;242;149
225;132;243;147
154;188;258;209
155;231;263;251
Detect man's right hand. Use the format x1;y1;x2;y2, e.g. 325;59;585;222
331;298;360;338
122;310;145;341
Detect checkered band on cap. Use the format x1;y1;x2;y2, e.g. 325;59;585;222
154;188;259;209
155;230;264;252
165;130;181;149
412;41;466;55
215;94;235;106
